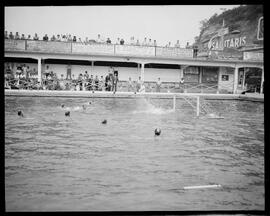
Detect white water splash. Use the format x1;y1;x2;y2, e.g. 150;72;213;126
133;98;174;115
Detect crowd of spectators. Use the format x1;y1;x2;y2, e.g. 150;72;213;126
4;63;183;93
5;30;192;48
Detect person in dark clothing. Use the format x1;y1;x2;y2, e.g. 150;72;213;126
94;75;99;90
43;34;49;41
120;39;124;45
112;71;119;93
105;73;111;91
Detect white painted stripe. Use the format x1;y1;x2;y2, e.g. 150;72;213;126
183;184;221;190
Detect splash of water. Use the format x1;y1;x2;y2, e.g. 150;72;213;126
132;98;174;115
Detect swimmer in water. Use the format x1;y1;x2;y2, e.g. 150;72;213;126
65;111;70;117
61;104;65;108
154;128;161;136
102;119;107;124
18;110;24;117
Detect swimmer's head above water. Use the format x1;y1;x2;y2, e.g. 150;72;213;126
61;104;65;108
18;110;24;117
154;128;161;136
65;111;70;117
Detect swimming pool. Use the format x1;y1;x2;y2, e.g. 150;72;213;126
5;96;264;211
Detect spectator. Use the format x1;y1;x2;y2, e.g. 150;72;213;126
56;34;61;41
136;39;140;46
105;73;111;91
9;32;14;39
94;75;99;90
33;33;39;40
167;42;171;47
99;75;105;91
62;35;67;42
127;77;133;92
136;76;143;92
5;31;8;39
116;38;120;45
43;34;49;41
84;37;89;44
96;34;102;43
67;34;72;42
27;35;31;40
112;71;118;93
15;32;20;40
142;37;147;46
21;34;26;40
73;36;77;42
51;35;56;41
66;64;72;80
175;40;180;48
130;36;135;45
106;38;111;44
120;38;124;45
185;42;190;48
78;38;82;43
156;77;162;92
84;71;89;80
60;74;64;80
153;40;157;47
148;38;153;46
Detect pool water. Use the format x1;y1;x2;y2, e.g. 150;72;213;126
5;96;264;211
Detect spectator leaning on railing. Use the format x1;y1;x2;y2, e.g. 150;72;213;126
120;38;124;45
5;31;8;39
106;38;111;44
136;39;140;46
56;34;61;41
153;40;157;47
175;40;180;48
9;32;14;39
116;38;120;45
33;33;39;40
15;32;20;40
73;36;77;42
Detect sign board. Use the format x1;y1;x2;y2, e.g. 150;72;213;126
72;43;114;55
115;45;155;56
5;39;26;51
243;51;263;61
26;40;72;53
156;47;193;58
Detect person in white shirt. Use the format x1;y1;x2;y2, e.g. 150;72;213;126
136;39;140;46
175;40;180;48
153;40;157;47
142;37;147;46
96;34;102;43
156;77;162;92
116;38;120;45
148;38;153;46
130;36;135;45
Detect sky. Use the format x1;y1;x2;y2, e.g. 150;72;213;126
5;5;239;47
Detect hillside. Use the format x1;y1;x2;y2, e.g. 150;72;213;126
195;5;263;49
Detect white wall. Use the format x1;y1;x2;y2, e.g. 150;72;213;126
11;62;181;82
218;67;234;92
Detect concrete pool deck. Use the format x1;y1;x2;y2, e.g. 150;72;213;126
5;89;264;102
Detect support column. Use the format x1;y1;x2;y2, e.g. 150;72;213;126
260;67;264;94
37;58;42;82
141;63;145;82
91;61;94;74
233;66;239;94
199;67;202;84
242;68;246;90
179;66;184;79
217;68;220;94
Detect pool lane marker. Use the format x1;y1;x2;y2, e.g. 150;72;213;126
183;184;221;190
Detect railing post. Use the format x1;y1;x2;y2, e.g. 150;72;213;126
233;66;239;94
196;96;200;117
37;57;42;83
173;95;176;111
260;67;264;94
